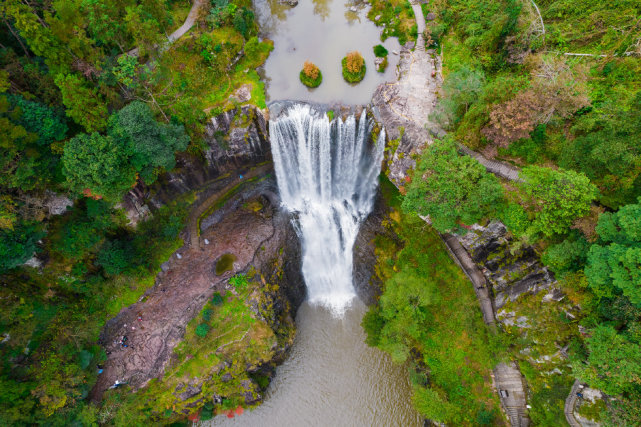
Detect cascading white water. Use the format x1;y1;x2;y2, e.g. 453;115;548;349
270;104;385;313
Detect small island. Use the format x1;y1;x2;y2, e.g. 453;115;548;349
342;51;366;83
299;61;323;88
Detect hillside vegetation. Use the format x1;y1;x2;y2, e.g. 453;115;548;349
401;0;641;423
0;0;272;424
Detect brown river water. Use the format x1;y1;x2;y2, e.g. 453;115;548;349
254;0;402;104
205;300;423;426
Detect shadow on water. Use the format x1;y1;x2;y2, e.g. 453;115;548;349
205;300;423;426
253;0;402;105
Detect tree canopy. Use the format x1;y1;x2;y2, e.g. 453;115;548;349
402;138;504;232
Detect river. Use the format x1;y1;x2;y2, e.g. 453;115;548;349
253;0;401;104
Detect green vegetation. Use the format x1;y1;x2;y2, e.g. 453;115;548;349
367;0;418;46
373;45;389;72
0;0;274;422
373;44;388;57
413;0;641;422
341;51;367;83
99;271;294;424
403;137;504;231
364;178;502;424
0;197;190;425
299;61;323;88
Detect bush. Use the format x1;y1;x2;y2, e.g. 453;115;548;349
229;274;249;292
299;61;322;88
342;51;366;83
376;56;388;73
373;44;388;57
195;323;210;338
211;292;223;305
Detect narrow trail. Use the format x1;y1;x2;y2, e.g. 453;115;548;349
565;380;583;427
127;0;206;57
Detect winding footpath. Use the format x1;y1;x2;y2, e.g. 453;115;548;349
565;380;582;427
127;0;207;57
375;3;532;425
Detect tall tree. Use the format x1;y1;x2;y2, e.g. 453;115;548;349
108;101;188;184
61;132;134;201
402;137;504;232
585;198;641;304
516;166;597;237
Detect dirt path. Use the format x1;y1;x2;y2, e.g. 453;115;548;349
127;0;207;56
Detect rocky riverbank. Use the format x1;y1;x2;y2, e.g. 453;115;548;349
91;107;306;421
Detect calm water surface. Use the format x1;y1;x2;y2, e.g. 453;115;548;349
205;301;422;426
254;0;401;104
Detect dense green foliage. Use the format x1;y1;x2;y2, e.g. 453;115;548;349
364;179;502;424
0;0;273;423
417;0;641;422
367;0;417;46
403;138;503;231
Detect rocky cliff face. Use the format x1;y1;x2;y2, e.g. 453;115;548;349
457;221;559;309
352;190;395;305
122;106;270;225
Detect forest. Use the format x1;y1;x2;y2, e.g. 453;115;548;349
366;0;640;424
0;0;271;424
0;0;640;425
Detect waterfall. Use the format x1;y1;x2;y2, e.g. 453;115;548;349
269;104;385;313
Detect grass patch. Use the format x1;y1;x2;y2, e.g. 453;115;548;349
299;61;323;88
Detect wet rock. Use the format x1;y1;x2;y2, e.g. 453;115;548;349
425;12;436;21
371;43;442;187
353;190;393;305
279;0;298;6
220;373;233;383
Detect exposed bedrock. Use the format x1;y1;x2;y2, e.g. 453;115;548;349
91;178;305;405
458;221;558;309
352;189;397;305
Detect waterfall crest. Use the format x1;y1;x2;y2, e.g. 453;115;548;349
270;104;385;313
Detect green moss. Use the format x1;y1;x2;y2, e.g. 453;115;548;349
373;44;389;57
577;398;606;422
215;253;237;275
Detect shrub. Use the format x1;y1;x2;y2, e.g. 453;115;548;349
373;44;388;57
195;323;210;338
211;292;223;305
229;273;249;292
299;61;322;88
342;51;366;83
376;56;388;73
